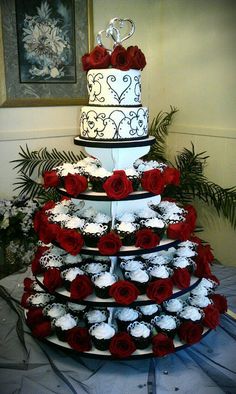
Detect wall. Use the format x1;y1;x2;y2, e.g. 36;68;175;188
0;0;235;264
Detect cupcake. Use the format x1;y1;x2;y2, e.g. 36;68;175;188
40;253;64;271
152;315;180;338
115;308;141;331
178;240;198;250
89;167;112;192
27;293;55;308
61;267;85;291
125;269;150;294
54;313;78;342
137;304;162;323
175;246;197;259
67;302;88;319
187;295;212;309
127;321;152;349
148;265;173;281
43;303;67;321
63;253;83;269
140;217;166;238
82;222;108;247
124;168;141;191
116;212;137;224
136;208;157;225
84;308;109;328
77;207;97;221
64;217;85;231
171;256;196;273
149;200;186;224
82;262;109;277
94;212;112;229
120;259;146;273
89;322;116;350
115;222;139;246
92;272;118;299
177;305;204;324
162;298;185;316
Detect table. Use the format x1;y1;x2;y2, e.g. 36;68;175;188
0;265;236;394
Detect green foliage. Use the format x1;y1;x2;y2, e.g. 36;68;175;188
11;145;85;201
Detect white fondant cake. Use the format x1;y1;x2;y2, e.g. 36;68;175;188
79;106;148;141
87;68;141;106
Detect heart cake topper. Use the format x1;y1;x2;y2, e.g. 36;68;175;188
96;17;135;53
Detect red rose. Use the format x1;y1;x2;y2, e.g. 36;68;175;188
43;170;60;188
67;327;92;352
98;232;122;255
26;308;45;327
33;210;44;233
127;45;146;70
43;268;63;293
162;167;180;186
178;321;204;344
57;228;84;255
194;258;212;278
167;222;193;241
31;246;49;275
209;294;228;314
109;332;136;358
64;173;88;197
203;304;220;329
23;277;35;291
194;244;214;278
88;45;111;69
42;200;56;212
141;169;165;195
31;321;52;338
146;278;173;303
111;45;131;71
103;170;133;200
171;268;191;290
184;204;197;230
135;228;160;249
152;333;175;357
39;221;61;245
70;275;93;301
82;53;91;71
109;280;140;305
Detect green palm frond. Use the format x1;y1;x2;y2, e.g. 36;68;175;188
12;145;85;177
146;105;178;162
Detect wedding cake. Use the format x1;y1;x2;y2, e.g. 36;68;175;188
21;18;227;359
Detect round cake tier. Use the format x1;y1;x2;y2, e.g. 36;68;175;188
79;106;148;141
87;68;141;106
35;274;201;307
74;135;155;148
39;328;210;360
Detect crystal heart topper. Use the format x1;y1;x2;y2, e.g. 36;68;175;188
96;17;135;53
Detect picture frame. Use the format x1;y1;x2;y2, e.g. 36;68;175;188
0;0;93;107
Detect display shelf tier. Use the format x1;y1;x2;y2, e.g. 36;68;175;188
35;274;201;307
74;136;155;149
38;328;211;360
58;188;156;201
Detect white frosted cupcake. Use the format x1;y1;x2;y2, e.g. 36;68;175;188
63;253;83;268
92;272;118;299
67;302;88;319
115;222;139;246
82;262;109;277
28;293;55;308
125;269;150;294
116;308;141;331
84;309;109;328
152;314;180;337
124;168;141;191
177;305;204;323
120;259;146;272
43;303;67;320
148;265;173;280
61;267;85;291
82;222;108;247
162;298;185;316
89;322;116;350
89;167;112;192
137;304;162;323
140;217;166;238
171;256;196;273
187;295;212;308
116;212;137;223
54;313;78;342
127;321;152;349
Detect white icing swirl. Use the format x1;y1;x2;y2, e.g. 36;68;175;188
179;306;202;321
163;298;184;313
116;308;139;321
175;247;196;258
89;322;115;339
55;313;77;330
172;257;191;269
128;269;149;283
188;295;212;308
93;272;116;288
117;212;136;222
85;310;107;323
121;259;144;271
43;303;67;319
116;222;137;232
128;322;150;338
139;304;159;315
154;315;178;330
144;218;165;228
65;217;85;229
62;267;84;281
148;265;172;278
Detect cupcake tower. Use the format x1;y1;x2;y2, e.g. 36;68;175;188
21;18;227;359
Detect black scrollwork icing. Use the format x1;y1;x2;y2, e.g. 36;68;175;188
87;73;105;103
80;108;148;140
107;74;132;104
134;75;141;103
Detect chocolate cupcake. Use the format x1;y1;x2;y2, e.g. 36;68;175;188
27;292;55;308
62;253;83;269
40;253;64;271
187;295;212;309
115;308;141;332
177;305;204;324
61;267;85;291
125;269;150;294
124;168;141;191
120;259;146;274
84;308;109;328
171;256;196;273
115;222;139;246
89;322;116;350
148;265;173;281
54;313;78;342
82;223;108;248
152;315;180;338
162;298;185;316
67;302;88;319
43;303;67;321
92;272;118;299
137;304;162;323
127;321;153;349
93;212;112;230
116;212;137;224
140;217;166;238
89;167;112;192
82;262;109;277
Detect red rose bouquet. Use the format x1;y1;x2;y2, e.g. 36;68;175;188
109;280;140;305
152;333;175;357
109;332;136;358
103;170;133;200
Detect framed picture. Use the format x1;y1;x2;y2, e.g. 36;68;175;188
0;0;93;107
